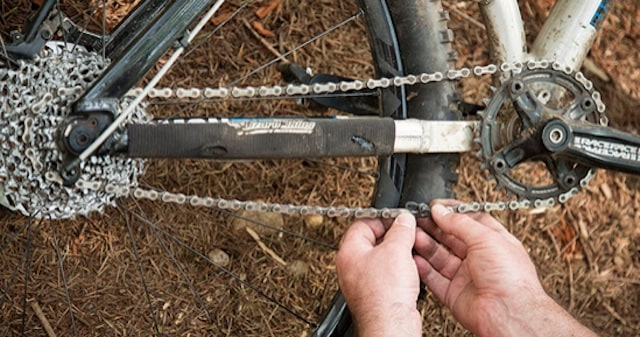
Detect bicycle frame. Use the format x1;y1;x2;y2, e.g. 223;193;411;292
8;0;616;173
64;0;612;161
481;0;610;69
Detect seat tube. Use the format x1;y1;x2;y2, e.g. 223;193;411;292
531;0;613;70
478;0;527;65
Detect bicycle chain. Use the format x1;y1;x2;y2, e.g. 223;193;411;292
61;60;605;218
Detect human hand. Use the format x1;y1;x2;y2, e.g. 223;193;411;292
336;213;421;337
414;200;598;337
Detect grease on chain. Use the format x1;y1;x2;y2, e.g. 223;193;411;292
71;60;604;219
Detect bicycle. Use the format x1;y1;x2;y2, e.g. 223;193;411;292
0;0;637;335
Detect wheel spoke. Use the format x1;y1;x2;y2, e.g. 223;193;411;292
20;215;44;336
228;10;364;87
0;220;30;259
181;1;255;61
0;35;9;65
70;1;103;54
101;0;107;60
159;8;369;121
52;227;78;337
117;205;161;336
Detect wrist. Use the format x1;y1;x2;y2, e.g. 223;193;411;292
477;294;597;337
355;303;421;337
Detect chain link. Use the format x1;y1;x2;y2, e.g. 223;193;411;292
75;164;595;219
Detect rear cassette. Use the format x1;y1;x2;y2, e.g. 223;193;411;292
0;44;149;219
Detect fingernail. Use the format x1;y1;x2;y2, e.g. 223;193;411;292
431;204;451;217
395;212;416;229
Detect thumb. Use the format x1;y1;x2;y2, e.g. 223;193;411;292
431;203;489;246
382;212;416;249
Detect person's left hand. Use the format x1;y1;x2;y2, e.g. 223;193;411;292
336;213;422;337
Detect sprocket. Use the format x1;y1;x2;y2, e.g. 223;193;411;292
0;43;150;219
478;63;606;203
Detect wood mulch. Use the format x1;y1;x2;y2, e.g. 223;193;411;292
0;0;638;336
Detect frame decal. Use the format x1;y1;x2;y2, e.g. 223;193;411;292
590;0;610;29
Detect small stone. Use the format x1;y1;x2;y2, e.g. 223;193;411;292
232;210;284;235
304;214;324;229
287;260;309;279
207;248;230;267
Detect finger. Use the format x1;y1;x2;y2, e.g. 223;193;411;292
340;218;387;250
430;204;492;246
417;217;467;258
432;199;506;232
414;255;450;303
430;198;462;207
381;212;416;250
414;230;462;279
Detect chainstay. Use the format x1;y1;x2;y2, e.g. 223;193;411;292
60;60;605;219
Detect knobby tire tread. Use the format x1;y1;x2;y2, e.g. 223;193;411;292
314;0;459;336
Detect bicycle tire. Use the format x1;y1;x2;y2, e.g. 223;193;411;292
313;0;459;336
0;0;458;336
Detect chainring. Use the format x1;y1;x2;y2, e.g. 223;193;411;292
478;65;605;202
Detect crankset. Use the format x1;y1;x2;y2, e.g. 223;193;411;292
478;66;640;201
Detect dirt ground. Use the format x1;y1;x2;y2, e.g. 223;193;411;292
0;0;639;336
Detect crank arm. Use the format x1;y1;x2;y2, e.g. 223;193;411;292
542;118;640;175
124;118;478;159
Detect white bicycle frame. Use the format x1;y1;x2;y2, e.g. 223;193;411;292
394;0;610;154
482;0;606;69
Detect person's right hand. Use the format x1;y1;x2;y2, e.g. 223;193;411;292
414;200;598;337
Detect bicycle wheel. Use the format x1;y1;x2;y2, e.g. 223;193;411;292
0;0;458;336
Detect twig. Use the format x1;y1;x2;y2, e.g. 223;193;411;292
544;226;563;258
602;301;627;325
245;227;287;266
583;58;611;82
442;1;486;30
242;18;288;62
566;259;575;311
30;301;57;337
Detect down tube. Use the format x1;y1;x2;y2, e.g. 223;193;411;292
531;0;612;70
